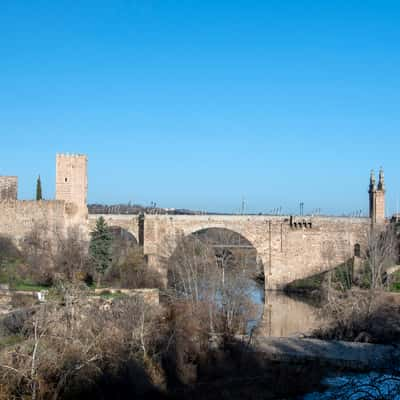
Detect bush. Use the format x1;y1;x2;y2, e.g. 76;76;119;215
314;289;400;344
104;247;163;289
0;286;166;400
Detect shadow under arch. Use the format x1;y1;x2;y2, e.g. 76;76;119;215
109;226;138;244
109;226;138;264
191;227;265;281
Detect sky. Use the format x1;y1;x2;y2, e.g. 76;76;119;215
1;1;399;215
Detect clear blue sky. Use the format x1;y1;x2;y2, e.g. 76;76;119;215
1;1;399;215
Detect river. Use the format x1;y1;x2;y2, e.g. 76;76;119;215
248;283;322;337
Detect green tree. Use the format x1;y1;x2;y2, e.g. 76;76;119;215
36;175;43;200
89;216;113;286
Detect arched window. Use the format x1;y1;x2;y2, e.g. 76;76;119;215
354;243;361;258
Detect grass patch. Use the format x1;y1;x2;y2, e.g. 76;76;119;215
0;259;21;285
390;270;400;292
0;335;24;349
12;281;50;292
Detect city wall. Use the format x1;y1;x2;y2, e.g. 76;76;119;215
0;200;70;243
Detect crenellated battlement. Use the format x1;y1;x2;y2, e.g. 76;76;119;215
56;153;87;158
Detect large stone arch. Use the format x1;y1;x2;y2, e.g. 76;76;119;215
143;218;270;291
164;225;267;328
177;226;264;277
142;215;371;290
108;226;138;245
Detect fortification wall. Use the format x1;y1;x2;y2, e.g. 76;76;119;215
0;177;18;201
0;200;68;243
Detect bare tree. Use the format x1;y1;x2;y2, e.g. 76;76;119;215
321;241;337;301
364;225;398;289
20;222;54;285
53;226;90;283
165;232;259;338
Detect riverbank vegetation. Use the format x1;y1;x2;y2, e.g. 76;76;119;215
302;223;400;345
0;219;325;399
0;218;399;398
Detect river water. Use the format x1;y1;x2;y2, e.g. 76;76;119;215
248;283;322;337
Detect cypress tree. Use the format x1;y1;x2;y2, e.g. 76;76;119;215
89;216;113;286
36;175;43;200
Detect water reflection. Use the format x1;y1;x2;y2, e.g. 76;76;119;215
248;283;321;337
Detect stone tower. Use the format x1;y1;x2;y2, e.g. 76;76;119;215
369;168;386;225
56;154;88;220
0;176;18;201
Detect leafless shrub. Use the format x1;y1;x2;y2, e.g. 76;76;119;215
315;289;400;343
161;232;260;384
363;225;399;289
20;222;54;286
53;226;91;283
105;246;164;289
0;284;166;399
0;235;20;263
10;293;37;309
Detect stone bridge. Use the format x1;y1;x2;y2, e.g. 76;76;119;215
89;214;370;289
0;154;381;290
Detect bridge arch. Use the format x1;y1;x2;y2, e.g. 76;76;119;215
164;226;266;330
143;217;270;288
190;227;264;279
109;226;138;244
88;215;140;248
108;225;138;265
165;226;265;290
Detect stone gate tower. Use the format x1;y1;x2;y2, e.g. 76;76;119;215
369;168;386;225
56;154;88;222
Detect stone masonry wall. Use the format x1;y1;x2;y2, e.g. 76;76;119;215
0;176;18;201
0;200;68;243
88;215;140;243
87;214;370;289
142;215;370;290
0;154;89;248
56;154;88;222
